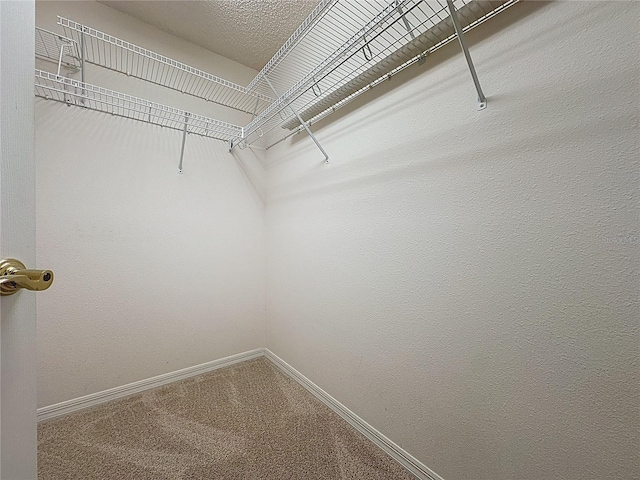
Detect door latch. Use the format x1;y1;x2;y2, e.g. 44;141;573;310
0;258;54;296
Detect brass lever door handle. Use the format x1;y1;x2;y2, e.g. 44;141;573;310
0;259;54;296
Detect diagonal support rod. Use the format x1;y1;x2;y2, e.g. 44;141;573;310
56;43;67;77
178;113;189;174
446;0;487;110
396;0;415;40
264;77;329;163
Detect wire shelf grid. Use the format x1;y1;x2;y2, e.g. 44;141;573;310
270;0;517;149
34;69;243;142
243;0;401;140
240;0;515;147
35;1;519;159
247;0;338;93
57;16;273;116
35;27;81;72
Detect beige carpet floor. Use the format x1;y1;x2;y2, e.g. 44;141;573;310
38;358;415;479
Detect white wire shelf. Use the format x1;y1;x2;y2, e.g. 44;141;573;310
57;16;273;116
35;1;520;164
34;69;243;142
239;0;517;148
246;0;337;93
35;27;81;73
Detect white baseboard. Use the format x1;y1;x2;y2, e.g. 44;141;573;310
37;348;265;422
38;346;443;480
264;348;444;480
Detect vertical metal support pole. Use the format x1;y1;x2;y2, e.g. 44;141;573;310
178;113;189;174
80;33;85;82
264;77;329;164
62;82;70;105
80;30;86;106
57;44;70;104
56;44;66;77
446;0;487;110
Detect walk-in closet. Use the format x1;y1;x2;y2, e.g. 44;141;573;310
0;1;637;478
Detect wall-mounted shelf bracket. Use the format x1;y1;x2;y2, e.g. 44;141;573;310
56;42;73;77
446;0;487;110
79;27;86;104
178;113;189;174
264;76;329;164
35;27;80;75
36;1;518;172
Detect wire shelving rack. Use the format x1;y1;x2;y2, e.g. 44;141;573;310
238;0;517;150
35;0;520;170
57;16;273;116
34;68;243;171
35;27;81;75
246;0;338;95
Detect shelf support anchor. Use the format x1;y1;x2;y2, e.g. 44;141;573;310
178;113;189;174
264;77;329;164
57;43;75;105
446;0;487;110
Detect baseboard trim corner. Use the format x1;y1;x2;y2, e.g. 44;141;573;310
37;348;265;422
264;348;444;480
39;347;444;480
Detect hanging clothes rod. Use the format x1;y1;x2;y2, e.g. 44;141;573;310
276;0;517;136
234;0;517;149
239;0;410;145
35;0;521;169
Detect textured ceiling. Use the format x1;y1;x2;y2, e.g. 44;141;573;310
99;0;320;72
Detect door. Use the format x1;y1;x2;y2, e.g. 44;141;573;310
0;1;38;478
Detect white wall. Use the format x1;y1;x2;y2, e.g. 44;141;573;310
35;1;639;478
35;1;266;407
265;2;640;480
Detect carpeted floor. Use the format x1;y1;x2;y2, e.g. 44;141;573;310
38;358;415;479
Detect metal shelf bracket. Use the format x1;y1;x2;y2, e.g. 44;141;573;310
446;0;487;110
178;113;190;174
37;1;519;171
264;76;329;164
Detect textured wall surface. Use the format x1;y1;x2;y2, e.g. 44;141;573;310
35;2;266;408
265;2;640;479
35;1;639;479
